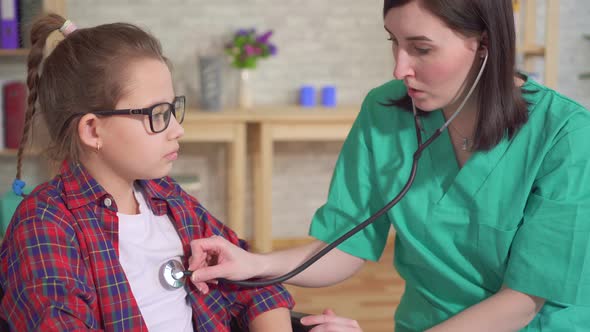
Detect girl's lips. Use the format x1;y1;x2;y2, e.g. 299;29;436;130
165;151;178;161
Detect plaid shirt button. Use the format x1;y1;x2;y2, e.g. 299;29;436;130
104;197;112;207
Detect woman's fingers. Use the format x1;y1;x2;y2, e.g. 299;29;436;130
190;263;229;284
301;309;362;332
322;308;336;316
187;236;224;271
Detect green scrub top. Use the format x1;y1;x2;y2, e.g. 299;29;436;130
309;78;590;331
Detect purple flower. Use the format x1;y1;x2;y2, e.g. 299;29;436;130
236;29;249;36
228;27;277;68
256;30;273;44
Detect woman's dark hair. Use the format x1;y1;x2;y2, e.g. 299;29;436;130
383;0;529;151
16;14;168;182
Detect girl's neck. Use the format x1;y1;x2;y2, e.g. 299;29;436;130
79;157;139;214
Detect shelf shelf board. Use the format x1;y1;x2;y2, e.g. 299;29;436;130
0;149;41;157
0;49;29;57
517;44;545;57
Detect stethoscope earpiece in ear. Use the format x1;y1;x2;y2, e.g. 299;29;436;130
479;46;488;58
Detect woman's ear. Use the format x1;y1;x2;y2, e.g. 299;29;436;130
78;113;102;152
479;31;489;58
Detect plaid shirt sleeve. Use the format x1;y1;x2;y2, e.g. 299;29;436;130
0;195;100;331
180;190;295;329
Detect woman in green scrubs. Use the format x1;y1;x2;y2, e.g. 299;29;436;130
187;0;590;331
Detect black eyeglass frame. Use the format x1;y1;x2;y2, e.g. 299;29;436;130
65;96;186;134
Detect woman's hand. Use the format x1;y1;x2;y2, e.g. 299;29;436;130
300;308;363;332
187;235;260;294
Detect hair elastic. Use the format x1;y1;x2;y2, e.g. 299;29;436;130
59;20;77;36
12;178;26;196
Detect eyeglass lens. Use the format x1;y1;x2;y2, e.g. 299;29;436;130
151;98;185;133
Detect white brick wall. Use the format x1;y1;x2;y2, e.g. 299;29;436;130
1;1;589;237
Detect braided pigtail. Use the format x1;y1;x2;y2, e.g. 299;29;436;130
14;14;66;195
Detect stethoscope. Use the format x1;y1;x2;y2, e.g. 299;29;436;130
160;50;489;289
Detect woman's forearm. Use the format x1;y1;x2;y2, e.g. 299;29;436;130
256;240;365;287
426;287;545;332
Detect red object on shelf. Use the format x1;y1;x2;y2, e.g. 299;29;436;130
3;81;27;149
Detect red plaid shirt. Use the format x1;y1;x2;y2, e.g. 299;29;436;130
0;162;294;331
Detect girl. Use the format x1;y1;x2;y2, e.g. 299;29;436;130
0;14;294;331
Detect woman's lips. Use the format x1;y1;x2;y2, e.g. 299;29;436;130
407;87;425;98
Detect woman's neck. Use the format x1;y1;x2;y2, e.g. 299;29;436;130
442;91;478;139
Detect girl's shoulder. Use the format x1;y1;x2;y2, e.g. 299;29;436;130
6;178;75;242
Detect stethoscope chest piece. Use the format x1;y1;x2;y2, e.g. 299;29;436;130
160;259;186;289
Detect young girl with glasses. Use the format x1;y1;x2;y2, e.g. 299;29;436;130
0;14;294;331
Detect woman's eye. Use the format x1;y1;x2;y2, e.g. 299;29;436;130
414;47;431;55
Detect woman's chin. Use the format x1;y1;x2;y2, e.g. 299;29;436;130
411;99;440;112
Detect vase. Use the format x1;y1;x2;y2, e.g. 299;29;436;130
198;55;223;111
238;69;253;110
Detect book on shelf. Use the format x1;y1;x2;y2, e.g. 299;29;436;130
1;0;45;49
3;80;26;149
0;0;19;49
18;0;43;48
0;79;6;149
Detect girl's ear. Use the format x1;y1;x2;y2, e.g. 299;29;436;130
78;113;102;152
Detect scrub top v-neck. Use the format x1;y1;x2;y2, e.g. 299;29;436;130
309;78;590;331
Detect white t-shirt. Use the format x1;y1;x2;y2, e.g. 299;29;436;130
118;188;193;332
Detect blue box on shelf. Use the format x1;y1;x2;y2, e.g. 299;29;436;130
299;85;316;107
321;85;337;107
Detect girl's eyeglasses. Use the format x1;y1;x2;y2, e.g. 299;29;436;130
92;96;186;133
64;96;186;134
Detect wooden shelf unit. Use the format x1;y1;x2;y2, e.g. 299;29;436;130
0;1;65;158
0;49;30;57
0;0;65;57
580;34;590;80
516;0;560;88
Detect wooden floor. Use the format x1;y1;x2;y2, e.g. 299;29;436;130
275;237;404;332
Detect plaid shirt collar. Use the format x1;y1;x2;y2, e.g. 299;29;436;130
60;161;179;214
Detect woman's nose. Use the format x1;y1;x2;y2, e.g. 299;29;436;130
393;52;414;80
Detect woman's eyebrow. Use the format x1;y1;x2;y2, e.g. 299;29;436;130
383;26;432;42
